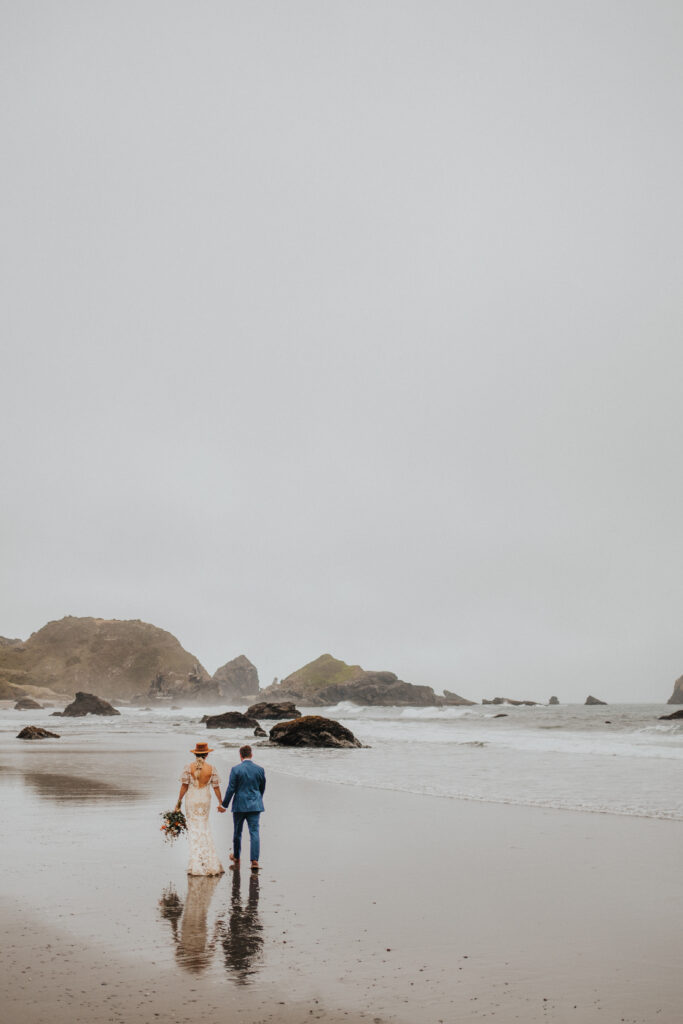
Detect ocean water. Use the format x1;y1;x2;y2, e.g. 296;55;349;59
2;701;681;821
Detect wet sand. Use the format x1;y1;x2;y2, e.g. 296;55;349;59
1;732;681;1023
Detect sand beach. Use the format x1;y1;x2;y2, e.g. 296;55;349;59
0;724;680;1024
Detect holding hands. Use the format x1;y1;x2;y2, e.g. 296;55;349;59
217;805;227;813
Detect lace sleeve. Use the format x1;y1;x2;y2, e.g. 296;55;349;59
210;766;220;787
180;764;191;785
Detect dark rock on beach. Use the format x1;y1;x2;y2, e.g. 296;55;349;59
246;701;302;720
493;713;508;718
585;695;607;706
659;709;683;720
53;691;121;717
253;725;267;737
204;710;259;729
17;725;60;739
269;715;362;748
548;696;560;705
14;698;43;710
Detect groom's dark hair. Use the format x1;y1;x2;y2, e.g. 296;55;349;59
240;745;252;759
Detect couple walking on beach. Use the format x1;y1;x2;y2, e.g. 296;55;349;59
176;742;266;875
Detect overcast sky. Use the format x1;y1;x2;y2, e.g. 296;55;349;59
2;2;682;703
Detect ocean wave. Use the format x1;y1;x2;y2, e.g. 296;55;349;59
636;723;681;735
324;701;364;716
266;756;683;822
398;706;476;720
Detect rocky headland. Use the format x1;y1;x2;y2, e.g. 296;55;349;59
312;671;441;707
0;617;212;703
261;653;471;707
1;622;484;710
263;653;362;702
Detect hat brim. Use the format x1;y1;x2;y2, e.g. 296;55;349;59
190;747;214;754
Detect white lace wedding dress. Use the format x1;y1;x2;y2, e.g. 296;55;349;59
181;761;224;876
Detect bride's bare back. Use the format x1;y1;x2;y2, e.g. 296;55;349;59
189;761;215;788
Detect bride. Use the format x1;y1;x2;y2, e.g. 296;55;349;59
175;742;225;876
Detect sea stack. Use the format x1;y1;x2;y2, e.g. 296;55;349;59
667;675;683;704
211;655;260;702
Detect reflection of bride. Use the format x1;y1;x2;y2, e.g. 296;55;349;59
159;876;222;973
175;742;224;876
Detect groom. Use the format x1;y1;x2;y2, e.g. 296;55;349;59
217;744;266;871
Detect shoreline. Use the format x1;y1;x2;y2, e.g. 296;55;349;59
1;739;681;1023
2;701;681;822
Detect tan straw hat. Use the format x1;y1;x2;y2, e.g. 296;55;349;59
190;741;214;755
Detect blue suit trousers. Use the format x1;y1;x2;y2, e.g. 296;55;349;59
232;810;261;862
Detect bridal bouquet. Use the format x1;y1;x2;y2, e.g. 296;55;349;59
160;808;187;844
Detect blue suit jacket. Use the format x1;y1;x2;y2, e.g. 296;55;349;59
222;759;266;813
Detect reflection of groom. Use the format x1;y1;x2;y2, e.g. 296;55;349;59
220;867;263;982
217;744;266;871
